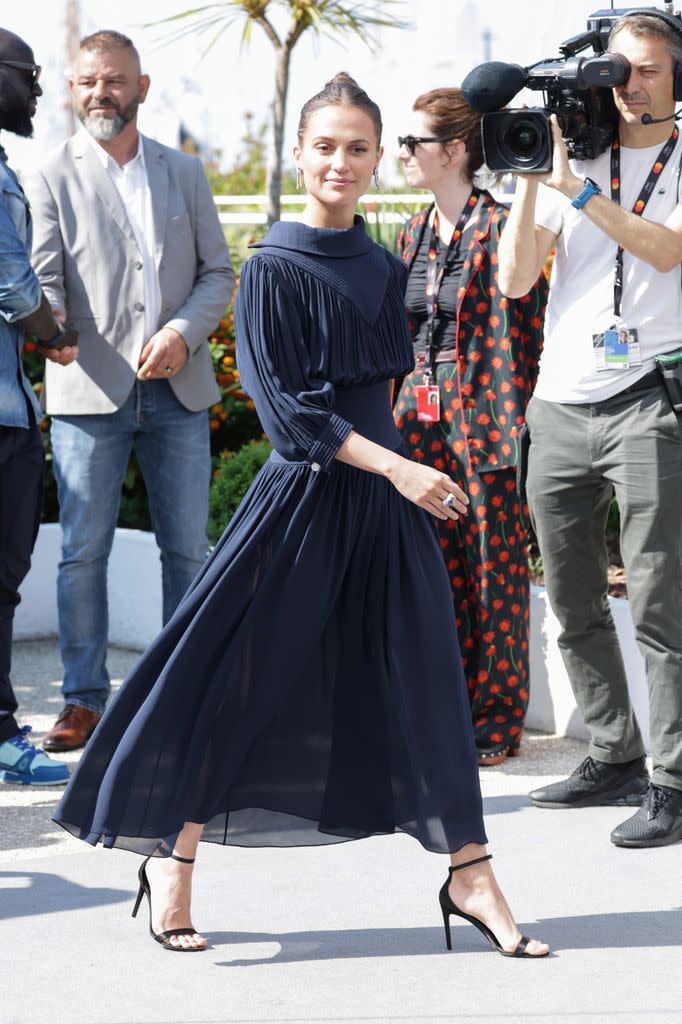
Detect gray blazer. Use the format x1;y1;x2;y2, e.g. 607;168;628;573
25;131;235;414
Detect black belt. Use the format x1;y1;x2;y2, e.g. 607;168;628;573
617;369;661;397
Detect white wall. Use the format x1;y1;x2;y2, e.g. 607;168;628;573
527;587;650;748
15;523;162;651
15;525;651;748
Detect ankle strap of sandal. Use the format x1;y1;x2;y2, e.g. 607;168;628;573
170;853;195;864
448;853;493;874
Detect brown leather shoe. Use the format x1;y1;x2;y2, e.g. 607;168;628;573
43;705;102;752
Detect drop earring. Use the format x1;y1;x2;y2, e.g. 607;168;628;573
296;166;303;191
373;166;380;190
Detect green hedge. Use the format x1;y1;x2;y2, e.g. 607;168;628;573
208;439;272;545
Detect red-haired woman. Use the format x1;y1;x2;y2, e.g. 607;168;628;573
394;88;548;766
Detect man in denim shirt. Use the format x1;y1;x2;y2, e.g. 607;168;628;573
0;29;78;785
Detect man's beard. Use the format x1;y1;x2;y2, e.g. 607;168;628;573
78;95;139;141
0;77;34;138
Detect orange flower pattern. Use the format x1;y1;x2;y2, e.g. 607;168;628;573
394;195;547;747
395;372;530;747
395;197;547;473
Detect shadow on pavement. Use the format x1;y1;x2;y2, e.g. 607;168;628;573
482;793;532;814
0;798;67;855
208;907;682;965
0;870;129;919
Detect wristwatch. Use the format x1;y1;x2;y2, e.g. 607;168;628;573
571;177;602;210
41;326;65;347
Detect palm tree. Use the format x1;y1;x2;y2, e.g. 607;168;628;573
150;1;408;225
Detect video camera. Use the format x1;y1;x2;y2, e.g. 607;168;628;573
461;5;682;173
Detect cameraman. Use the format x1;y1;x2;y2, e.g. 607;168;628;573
498;11;682;848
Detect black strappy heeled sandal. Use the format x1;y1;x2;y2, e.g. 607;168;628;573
439;854;548;958
132;852;206;952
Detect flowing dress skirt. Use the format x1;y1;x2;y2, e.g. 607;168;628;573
54;383;487;856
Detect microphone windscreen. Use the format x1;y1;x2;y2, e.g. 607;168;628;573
461;62;527;113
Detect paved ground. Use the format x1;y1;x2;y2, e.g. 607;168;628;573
2;640;681;1024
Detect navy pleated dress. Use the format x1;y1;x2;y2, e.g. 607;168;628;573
53;217;488;857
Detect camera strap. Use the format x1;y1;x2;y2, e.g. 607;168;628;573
610;126;679;319
424;189;480;377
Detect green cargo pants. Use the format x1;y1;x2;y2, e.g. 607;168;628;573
526;379;682;791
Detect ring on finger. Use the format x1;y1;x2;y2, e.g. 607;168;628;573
442;493;457;510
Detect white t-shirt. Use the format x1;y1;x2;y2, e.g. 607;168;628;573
533;134;682;403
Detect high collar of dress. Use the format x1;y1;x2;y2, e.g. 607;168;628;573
251;215;371;259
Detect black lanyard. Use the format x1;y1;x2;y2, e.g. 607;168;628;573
424;190;479;375
610;126;678;319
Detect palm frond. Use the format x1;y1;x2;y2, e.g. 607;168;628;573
144;2;271;51
144;12;242;51
146;1;408;55
284;1;410;52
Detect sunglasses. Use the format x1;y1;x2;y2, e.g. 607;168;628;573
0;59;42;84
398;134;455;155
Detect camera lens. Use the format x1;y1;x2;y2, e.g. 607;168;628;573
507;119;542;158
481;109;552;173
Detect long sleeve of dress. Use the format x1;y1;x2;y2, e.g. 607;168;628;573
235;254;354;471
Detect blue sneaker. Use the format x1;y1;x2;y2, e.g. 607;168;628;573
0;726;70;786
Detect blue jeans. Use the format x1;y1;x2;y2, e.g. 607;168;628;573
51;380;211;713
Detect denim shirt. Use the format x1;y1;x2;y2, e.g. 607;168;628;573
0;143;42;427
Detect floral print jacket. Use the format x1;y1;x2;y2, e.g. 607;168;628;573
396;193;548;473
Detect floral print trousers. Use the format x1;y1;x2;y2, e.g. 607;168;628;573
394;366;530;750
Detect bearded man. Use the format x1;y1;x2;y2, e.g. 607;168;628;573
25;30;235;751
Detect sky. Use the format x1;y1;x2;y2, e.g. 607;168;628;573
3;0;629;183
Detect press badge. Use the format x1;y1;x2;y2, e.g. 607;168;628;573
415;384;441;422
593;325;642;371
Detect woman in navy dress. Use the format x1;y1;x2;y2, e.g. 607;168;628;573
53;74;548;959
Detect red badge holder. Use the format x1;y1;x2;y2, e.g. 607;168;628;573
415;381;441;422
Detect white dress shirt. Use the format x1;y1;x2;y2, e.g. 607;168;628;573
84;129;162;343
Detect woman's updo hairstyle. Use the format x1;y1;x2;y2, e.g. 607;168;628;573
412;87;485;182
298;72;383;145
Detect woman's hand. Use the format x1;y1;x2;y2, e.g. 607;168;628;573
387;456;469;520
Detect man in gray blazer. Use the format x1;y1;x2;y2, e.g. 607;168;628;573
26;30;235;751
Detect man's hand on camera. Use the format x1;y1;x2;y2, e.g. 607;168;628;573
520;115;583;199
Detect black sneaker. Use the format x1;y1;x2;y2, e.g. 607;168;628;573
529;755;649;809
611;783;682;848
